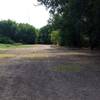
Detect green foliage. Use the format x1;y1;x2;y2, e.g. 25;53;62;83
0;35;14;44
0;20;37;44
15;23;36;44
37;25;52;44
38;0;100;49
51;30;60;45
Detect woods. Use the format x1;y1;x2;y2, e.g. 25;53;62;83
37;0;100;49
0;20;36;44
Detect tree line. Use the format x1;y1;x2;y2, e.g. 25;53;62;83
37;0;100;49
0;20;36;44
0;20;58;45
0;0;100;50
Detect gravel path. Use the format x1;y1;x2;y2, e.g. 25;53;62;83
0;45;100;100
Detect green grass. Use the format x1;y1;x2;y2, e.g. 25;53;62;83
0;44;32;50
0;54;16;58
51;64;81;72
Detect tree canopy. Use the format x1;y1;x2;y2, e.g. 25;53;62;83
37;25;52;44
38;0;100;49
0;20;37;44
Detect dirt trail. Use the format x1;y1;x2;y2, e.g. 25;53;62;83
0;45;100;100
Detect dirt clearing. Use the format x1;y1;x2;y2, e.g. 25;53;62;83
0;45;100;100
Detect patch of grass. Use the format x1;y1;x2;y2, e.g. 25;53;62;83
0;54;16;58
0;44;32;50
65;52;90;56
51;64;81;72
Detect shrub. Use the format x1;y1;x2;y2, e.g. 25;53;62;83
0;35;14;44
51;30;60;45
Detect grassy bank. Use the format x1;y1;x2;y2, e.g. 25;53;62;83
0;44;32;50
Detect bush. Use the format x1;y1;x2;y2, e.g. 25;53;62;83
51;30;60;45
0;35;14;44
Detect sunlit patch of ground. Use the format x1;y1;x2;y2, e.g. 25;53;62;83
51;63;81;72
0;54;16;58
20;53;49;59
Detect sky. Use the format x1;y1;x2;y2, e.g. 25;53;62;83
0;0;49;28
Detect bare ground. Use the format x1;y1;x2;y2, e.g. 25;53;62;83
0;45;100;100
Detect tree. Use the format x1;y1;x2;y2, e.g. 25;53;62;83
38;25;52;44
0;20;37;44
16;23;36;44
38;0;100;49
0;20;17;39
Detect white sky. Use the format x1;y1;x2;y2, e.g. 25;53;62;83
0;0;49;28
